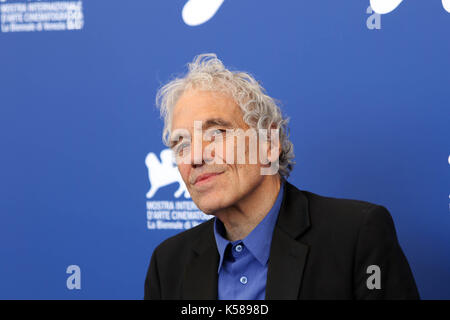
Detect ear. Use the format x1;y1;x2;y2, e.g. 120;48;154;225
258;124;282;176
266;124;281;163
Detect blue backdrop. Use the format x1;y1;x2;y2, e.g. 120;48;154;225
0;0;449;299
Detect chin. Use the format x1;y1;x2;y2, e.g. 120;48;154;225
195;200;220;215
193;195;227;215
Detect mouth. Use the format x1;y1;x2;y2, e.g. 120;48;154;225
193;172;224;186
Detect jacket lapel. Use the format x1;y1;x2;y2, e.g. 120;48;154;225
182;221;219;299
265;181;311;300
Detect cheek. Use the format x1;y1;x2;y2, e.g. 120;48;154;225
219;137;248;165
177;164;190;183
234;164;263;186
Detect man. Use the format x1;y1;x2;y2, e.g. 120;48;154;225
144;53;419;300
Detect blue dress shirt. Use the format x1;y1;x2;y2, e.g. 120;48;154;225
213;182;284;300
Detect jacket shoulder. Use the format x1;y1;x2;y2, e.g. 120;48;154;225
303;189;382;219
287;182;390;237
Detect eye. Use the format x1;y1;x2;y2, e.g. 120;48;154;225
210;129;225;140
173;142;191;157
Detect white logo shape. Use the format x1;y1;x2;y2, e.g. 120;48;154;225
443;0;450;13
145;149;190;199
370;0;450;14
182;0;225;26
370;0;403;14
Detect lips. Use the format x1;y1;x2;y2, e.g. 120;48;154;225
193;172;223;185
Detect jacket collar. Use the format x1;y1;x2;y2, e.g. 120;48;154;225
265;181;311;299
182;218;219;299
274;180;311;239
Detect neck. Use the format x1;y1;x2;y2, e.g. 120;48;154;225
215;175;282;241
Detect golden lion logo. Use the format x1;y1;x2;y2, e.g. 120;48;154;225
145;149;190;199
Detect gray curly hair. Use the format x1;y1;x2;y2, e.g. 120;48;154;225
155;53;295;178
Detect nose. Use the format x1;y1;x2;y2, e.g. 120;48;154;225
190;138;215;168
191;143;204;168
189;120;218;167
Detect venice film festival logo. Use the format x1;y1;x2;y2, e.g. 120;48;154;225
370;0;450;14
180;0;450;28
144;148;212;231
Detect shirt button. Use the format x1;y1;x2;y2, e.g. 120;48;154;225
235;244;243;253
240;276;248;285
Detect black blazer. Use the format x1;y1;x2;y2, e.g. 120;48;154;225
144;181;419;299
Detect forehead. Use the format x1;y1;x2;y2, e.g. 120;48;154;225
172;90;245;130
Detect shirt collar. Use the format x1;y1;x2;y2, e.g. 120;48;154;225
214;217;231;272
214;181;285;271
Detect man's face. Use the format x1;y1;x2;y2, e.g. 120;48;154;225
171;89;265;214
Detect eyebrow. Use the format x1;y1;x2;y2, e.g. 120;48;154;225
202;118;234;130
169;118;235;149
